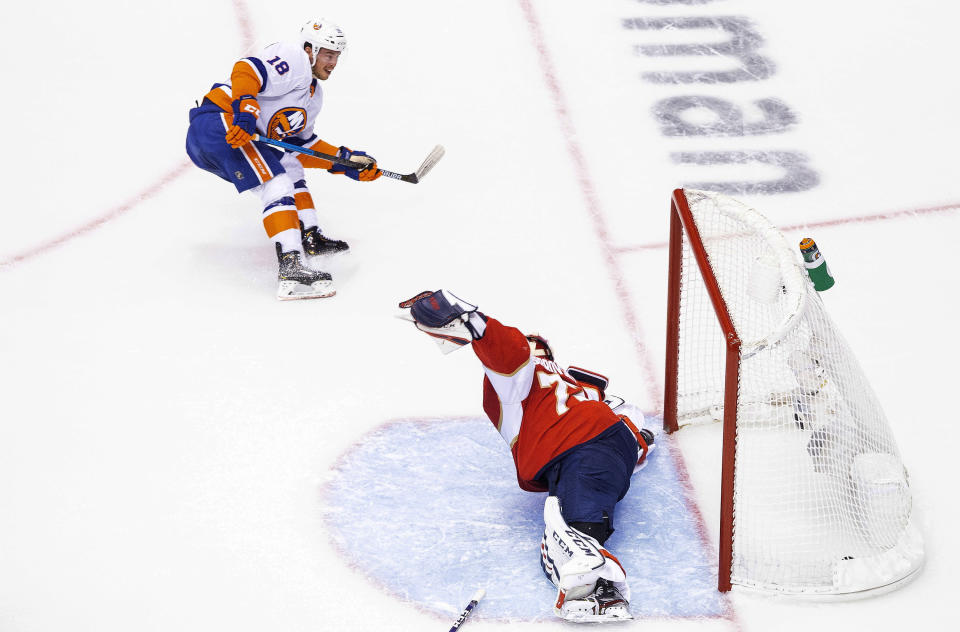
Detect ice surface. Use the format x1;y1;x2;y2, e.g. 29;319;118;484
324;417;724;621
1;1;957;631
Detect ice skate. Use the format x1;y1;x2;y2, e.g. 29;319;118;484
276;244;335;300
557;578;632;623
301;223;349;256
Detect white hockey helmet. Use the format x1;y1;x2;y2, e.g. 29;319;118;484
300;18;347;64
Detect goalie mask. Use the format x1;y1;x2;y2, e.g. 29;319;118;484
527;334;554;362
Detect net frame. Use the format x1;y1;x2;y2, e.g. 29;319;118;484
663;188;923;596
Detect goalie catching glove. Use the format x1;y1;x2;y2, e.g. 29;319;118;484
398;289;487;354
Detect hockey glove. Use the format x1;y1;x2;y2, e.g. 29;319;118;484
328;146;382;182
398;290;486;353
226;95;260;148
406;290;477;327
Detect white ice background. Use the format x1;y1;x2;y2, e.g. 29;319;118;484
1;1;958;631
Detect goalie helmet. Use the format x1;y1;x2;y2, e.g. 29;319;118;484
300;18;347;64
527;333;554;362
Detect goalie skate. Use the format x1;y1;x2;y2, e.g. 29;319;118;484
557;579;632;623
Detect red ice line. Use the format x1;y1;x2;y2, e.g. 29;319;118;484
0;162;192;268
515;0;741;626
515;0;662;411
0;1;256;270
613;201;960;254
515;2;956;624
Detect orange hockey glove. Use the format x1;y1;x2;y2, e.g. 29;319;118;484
225;95;260;148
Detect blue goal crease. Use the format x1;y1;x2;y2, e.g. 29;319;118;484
323;417;727;620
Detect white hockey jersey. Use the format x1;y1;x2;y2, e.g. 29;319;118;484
202;40;324;144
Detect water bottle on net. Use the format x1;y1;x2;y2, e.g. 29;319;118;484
799;237;835;291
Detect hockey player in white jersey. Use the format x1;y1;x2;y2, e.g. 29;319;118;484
186;19;380;300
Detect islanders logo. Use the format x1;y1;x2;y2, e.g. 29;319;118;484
267;107;307;140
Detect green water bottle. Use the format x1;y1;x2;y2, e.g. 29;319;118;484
799;237;835;291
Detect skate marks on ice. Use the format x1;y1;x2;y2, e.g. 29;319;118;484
321;417;727;621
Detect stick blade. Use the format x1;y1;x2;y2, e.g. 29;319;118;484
413;144;445;183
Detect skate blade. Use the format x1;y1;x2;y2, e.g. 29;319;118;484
558;609;633;624
277;280;336;301
304;247;351;260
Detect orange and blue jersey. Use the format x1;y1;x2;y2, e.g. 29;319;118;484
203;41;325;144
186;40;339;192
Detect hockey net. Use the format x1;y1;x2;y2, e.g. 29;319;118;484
663;189;923;596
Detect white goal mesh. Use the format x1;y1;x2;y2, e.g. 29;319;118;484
668;189;923;596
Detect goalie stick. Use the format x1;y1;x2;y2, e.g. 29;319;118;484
448;589;485;632
251;135;445;183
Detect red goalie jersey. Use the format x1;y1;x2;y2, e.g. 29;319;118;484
473;317;642;492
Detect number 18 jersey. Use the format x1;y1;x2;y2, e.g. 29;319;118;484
202;40;324;144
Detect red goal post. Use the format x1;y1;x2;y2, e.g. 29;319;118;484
662;188;923;597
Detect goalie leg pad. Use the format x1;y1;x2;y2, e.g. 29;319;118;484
541;497;627;601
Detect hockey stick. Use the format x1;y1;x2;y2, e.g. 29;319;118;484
448;589;485;632
251;135;445;183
